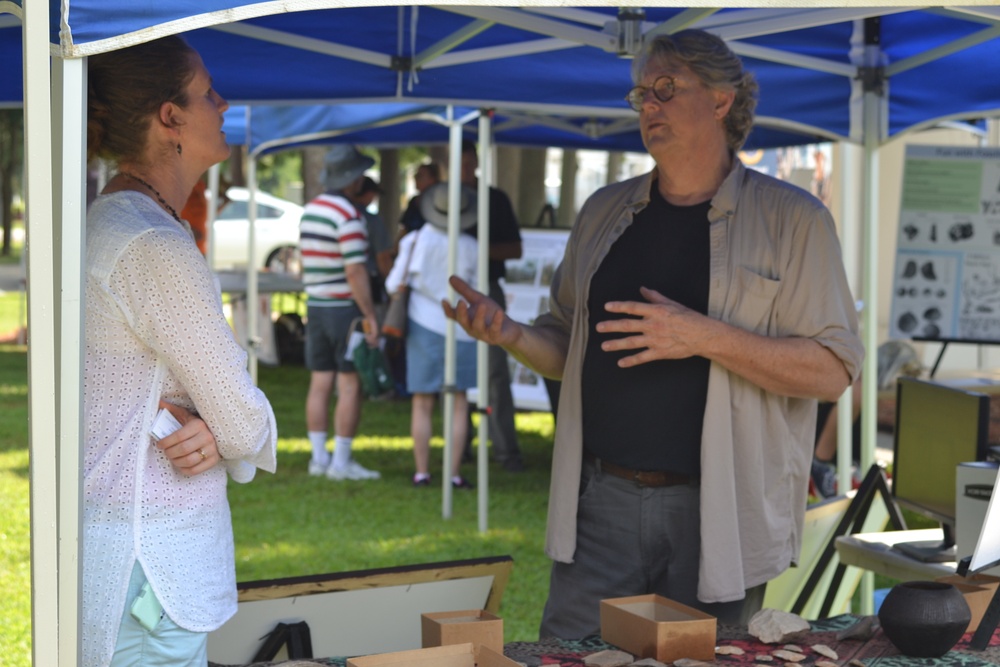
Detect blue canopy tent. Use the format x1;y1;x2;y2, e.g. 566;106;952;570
7;3;1000;664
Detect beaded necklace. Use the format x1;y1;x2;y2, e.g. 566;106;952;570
119;172;183;224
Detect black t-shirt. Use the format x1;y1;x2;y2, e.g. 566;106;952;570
581;187;711;476
400;195;425;233
468;186;521;283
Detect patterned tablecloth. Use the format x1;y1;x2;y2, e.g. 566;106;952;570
210;614;1000;667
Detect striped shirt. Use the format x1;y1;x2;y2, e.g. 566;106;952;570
299;192;370;306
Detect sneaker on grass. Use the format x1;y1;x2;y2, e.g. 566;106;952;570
327;459;381;481
308;459;330;477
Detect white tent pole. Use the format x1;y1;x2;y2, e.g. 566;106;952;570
23;1;61;665
857;24;885;618
836;141;862;497
476;111;493;534
247;159;259;382
52;53;87;667
443;110;463;519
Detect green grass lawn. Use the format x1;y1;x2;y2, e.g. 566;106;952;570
0;324;556;666
0;287;922;665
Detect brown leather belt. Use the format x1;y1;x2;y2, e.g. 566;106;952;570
584;453;696;488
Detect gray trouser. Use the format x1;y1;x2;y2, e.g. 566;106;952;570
486;281;521;463
539;459;765;639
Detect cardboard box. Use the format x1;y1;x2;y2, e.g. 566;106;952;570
347;642;514;667
600;594;716;662
422;609;504;658
935;573;1000;632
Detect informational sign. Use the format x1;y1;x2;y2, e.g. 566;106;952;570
889;145;1000;342
469;228;569;412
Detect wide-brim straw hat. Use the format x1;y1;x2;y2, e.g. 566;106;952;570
323;145;375;191
419;182;477;231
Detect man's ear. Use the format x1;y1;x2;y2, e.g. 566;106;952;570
714;90;736;120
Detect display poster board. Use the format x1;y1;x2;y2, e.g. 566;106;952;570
208;556;513;664
469;228;569;412
889;145;1000;342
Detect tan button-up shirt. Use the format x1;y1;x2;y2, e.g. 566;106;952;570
534;159;863;603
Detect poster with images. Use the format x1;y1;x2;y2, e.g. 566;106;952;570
468;229;569;412
889;145;1000;342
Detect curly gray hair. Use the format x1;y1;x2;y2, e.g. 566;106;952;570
631;29;758;151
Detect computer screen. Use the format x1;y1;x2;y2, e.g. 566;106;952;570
892;377;990;563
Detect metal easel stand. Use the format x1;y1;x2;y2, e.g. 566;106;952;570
792;464;908;618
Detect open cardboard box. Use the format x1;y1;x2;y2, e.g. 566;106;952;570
935;573;1000;632
347;642;514;667
600;594;716;662
422;609;504;658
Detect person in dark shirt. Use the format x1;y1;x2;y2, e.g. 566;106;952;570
444;29;862;638
460;140;526;472
399;162;441;235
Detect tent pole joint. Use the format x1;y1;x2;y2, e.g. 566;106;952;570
391;55;413;72
857;66;885;95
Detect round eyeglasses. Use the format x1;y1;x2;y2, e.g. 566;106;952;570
625;75;676;112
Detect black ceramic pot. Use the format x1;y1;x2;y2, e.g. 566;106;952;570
877;581;971;658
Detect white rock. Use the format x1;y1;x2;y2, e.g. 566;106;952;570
715;646;745;655
754;655;774;662
584;650;635;667
747;609;811;644
815;661;840;667
781;645;803;653
630;659;667;667
771;650;807;662
673;659;712;667
811;644;838;660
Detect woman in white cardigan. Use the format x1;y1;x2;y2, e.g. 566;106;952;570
85;36;277;667
386;182;478;489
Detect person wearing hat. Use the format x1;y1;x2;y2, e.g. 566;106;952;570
300;145;381;481
385;182;478;489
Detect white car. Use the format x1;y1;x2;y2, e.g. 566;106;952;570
210;187;303;273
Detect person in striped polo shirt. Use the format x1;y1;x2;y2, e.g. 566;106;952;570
300;145;381;481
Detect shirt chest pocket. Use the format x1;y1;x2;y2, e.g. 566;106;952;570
728;265;780;334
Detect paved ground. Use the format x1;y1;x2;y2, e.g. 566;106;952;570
0;262;24;293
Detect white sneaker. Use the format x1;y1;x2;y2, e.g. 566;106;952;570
308;458;330;477
326;459;381;481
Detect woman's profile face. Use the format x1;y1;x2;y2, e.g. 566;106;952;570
176;53;231;168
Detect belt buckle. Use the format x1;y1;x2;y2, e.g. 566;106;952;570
633;470;655;488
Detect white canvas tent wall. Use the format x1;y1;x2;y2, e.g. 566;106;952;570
8;3;1000;665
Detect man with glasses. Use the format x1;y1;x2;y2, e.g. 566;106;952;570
444;29;862;637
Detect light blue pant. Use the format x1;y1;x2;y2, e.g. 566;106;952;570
110;561;208;667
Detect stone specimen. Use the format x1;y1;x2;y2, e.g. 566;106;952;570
836;616;880;642
584;650;634;667
771;650;806;662
811;644;838;660
630;659;666;667
715;646;745;655
672;659;712;667
747;609;811;644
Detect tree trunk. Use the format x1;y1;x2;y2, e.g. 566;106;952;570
0;110;23;257
517;148;547;227
302;146;327;202
378;148;400;236
557;149;578;229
